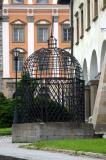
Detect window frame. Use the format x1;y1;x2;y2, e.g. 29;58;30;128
61;24;71;43
37;24;49;43
12;24;25;43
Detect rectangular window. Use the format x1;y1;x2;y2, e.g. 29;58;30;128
94;0;98;17
13;25;24;43
62;24;71;42
87;0;90;28
75;12;79;44
80;4;84;38
37;25;49;43
37;0;48;4
103;0;106;9
12;0;24;4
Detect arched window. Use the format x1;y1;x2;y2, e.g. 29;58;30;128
12;48;25;72
12;0;24;4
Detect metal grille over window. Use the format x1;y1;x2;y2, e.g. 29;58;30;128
13;35;85;124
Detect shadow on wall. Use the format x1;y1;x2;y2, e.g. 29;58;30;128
100;40;106;71
83;59;88;84
90;50;98;80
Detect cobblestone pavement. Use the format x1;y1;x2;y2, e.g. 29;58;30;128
0;136;103;160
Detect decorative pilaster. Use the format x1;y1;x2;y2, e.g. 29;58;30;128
28;0;33;4
2;16;10;78
53;16;59;47
27;16;34;56
53;0;57;4
3;0;9;4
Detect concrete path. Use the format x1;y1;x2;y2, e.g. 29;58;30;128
0;136;102;160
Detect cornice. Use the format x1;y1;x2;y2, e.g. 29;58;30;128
3;4;69;10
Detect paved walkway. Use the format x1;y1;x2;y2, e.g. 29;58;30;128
0;136;102;160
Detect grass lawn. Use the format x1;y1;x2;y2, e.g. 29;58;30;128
0;128;12;135
24;139;106;154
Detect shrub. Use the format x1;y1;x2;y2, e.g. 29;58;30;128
0;93;16;128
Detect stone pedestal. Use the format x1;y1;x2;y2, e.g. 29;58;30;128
2;78;21;98
2;78;15;98
12;122;95;143
89;80;99;115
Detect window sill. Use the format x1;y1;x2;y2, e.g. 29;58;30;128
61;41;71;43
80;35;84;39
86;26;91;32
75;41;79;45
11;3;24;5
12;71;22;73
37;42;48;43
12;41;24;43
93;15;98;22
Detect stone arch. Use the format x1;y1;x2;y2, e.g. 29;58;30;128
83;59;88;83
100;40;106;70
90;50;98;80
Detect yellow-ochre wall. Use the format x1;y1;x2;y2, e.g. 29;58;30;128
4;1;70;78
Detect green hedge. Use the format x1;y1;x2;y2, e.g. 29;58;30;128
0;93;16;128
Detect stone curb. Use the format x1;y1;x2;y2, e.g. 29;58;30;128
23;146;106;160
42;148;106;160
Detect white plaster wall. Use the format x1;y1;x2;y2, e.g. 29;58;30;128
28;23;34;56
2;22;10;78
3;0;9;4
53;0;57;4
73;0;106;80
53;20;59;47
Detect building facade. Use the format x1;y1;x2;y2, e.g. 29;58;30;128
73;0;106;134
58;0;106;134
2;0;70;97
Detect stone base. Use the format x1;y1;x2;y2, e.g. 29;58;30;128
2;78;21;98
12;122;95;143
94;123;106;134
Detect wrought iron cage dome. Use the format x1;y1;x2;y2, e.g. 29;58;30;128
14;35;85;124
23;36;83;79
